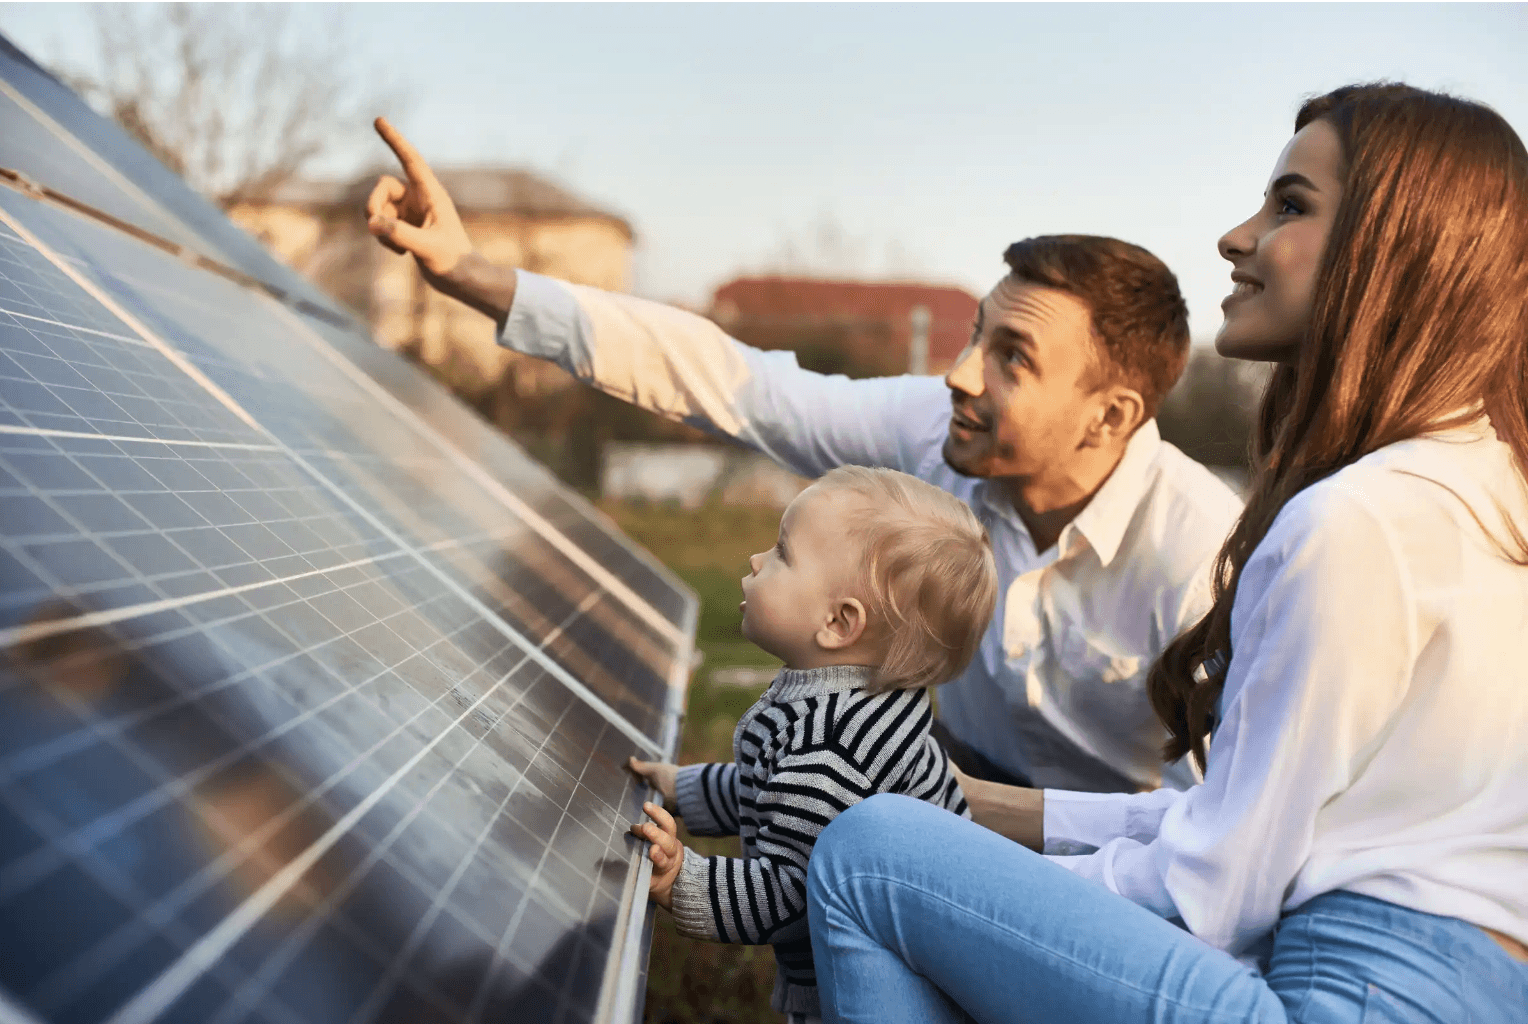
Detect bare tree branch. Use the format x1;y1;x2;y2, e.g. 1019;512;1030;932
52;2;403;209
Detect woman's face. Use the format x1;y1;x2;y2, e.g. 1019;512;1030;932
1215;119;1345;362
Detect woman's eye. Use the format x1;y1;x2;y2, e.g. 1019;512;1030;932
1277;195;1304;216
774;540;786;560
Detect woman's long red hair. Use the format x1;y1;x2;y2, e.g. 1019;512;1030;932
1148;83;1528;770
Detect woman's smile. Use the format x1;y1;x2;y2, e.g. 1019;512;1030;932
1221;272;1264;310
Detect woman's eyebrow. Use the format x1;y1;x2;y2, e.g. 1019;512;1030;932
1268;172;1319;194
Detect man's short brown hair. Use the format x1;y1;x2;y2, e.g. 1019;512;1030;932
1003;235;1190;420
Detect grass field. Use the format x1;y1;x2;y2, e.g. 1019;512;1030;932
597;498;789;1024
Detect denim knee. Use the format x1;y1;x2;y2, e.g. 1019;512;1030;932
810;794;923;895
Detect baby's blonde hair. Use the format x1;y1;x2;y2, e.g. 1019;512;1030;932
812;465;998;693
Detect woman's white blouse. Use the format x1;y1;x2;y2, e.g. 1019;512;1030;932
1042;421;1528;960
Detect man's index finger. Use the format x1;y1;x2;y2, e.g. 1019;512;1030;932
373;116;438;187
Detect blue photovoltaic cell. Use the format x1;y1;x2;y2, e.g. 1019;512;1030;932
292;315;694;633
0;37;695;1024
0;191;685;746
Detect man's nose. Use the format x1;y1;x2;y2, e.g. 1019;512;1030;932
945;341;984;397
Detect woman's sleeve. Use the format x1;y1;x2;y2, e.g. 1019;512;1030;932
1044;485;1418;954
1041;787;1185;855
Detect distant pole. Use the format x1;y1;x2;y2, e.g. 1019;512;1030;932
909;304;931;375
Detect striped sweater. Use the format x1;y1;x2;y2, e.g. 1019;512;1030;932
670;664;969;1017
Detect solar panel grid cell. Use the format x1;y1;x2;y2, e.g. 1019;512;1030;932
0;429;401;630
291;316;694;633
0;172;691;1022
0;191;681;744
2;535;653;1023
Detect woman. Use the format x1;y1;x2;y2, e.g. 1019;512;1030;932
804;83;1528;1023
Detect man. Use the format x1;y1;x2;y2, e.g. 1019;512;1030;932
364;117;1242;794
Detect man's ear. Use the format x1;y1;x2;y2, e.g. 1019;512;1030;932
1083;386;1145;449
816;597;868;651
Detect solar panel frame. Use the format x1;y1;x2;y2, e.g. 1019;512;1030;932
0;36;696;1023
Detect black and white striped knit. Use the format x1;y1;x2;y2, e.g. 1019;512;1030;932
669;663;969;1018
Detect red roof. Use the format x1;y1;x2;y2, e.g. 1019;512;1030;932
710;276;979;371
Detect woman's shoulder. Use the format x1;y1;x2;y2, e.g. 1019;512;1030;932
1289;424;1513;528
1260;423;1519;578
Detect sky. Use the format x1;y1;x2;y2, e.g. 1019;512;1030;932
2;3;1525;342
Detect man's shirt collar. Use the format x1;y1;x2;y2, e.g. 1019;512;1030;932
1061;419;1161;568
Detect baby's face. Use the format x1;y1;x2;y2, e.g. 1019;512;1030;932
739;486;864;667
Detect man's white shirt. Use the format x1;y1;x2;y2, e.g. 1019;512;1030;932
501;272;1244;792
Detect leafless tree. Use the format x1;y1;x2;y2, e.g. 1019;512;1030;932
53;3;400;209
758;210;925;282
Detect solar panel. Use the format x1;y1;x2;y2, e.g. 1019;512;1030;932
0;36;358;326
0;34;695;1024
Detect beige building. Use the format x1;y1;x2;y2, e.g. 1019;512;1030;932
228;168;634;395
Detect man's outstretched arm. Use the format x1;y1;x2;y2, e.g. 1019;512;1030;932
364;118;948;478
365;117;519;324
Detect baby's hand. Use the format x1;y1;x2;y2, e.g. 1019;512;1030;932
627;756;678;805
630;802;684;908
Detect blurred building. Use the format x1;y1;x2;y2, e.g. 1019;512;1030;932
600;442;810;510
228;168;633;396
709;277;979;378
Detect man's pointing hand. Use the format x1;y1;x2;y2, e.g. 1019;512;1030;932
366;117;473;278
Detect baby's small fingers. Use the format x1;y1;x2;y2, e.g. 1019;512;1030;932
630;820;668;846
642;801;677;835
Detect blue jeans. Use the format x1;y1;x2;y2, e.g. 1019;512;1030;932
806;795;1528;1023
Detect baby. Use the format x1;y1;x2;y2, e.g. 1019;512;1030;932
629;465;999;1024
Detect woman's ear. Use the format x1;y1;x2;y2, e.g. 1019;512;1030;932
816;597;868;651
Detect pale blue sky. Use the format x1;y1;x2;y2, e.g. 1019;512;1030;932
3;3;1525;341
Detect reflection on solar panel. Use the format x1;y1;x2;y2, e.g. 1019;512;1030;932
0;32;696;1024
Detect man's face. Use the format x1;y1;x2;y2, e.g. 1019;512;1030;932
942;277;1105;482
